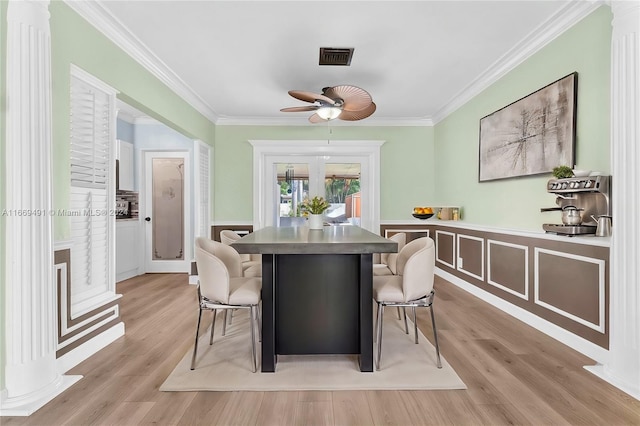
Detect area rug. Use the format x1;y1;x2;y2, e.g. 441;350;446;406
160;309;466;391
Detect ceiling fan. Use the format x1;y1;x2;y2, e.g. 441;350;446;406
280;85;376;123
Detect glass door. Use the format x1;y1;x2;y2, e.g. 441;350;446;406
143;151;191;273
323;162;362;226
266;155;369;228
275;162;309;227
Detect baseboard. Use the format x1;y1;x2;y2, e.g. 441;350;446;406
0;375;82;416
584;364;640;401
435;268;609;364
116;269;140;283
56;322;125;374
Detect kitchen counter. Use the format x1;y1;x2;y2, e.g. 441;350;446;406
231;225;398;254
393;218;611;247
232;225;397;373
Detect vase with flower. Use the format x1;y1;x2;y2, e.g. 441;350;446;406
300;196;331;230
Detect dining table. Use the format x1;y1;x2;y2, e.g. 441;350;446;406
231;225;397;372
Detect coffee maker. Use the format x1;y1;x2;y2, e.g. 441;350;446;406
541;175;611;236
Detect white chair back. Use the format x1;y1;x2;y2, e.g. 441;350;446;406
195;245;231;304
220;230;251;262
195;237;243;278
396;237;435;302
381;232;407;274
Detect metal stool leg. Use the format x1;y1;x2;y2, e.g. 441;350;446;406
249;306;257;373
190;307;203;370
376;303;384;370
222;310;228;336
374;303;379;343
413;306;419;344
209;309;217;345
403;307;409;334
430;304;442;368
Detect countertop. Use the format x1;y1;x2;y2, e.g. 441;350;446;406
231;225;398;255
392;218;612;247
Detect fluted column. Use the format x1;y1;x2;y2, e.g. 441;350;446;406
1;0;80;415
585;0;640;400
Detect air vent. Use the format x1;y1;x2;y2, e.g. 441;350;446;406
319;47;354;66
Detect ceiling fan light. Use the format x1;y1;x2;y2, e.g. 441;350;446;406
317;106;342;120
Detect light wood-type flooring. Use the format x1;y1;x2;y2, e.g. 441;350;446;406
2;273;639;425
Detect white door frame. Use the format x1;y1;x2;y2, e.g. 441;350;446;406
142;150;191;273
249;140;384;232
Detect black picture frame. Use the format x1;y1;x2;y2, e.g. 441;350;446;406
478;72;578;182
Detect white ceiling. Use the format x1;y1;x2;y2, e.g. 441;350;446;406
77;0;601;126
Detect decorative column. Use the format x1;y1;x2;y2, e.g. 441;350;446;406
1;0;80;415
585;0;640;400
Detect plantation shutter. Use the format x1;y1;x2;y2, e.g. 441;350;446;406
194;140;211;238
69;69;115;304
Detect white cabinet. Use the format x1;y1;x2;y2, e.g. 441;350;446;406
116;219;141;282
116;140;134;191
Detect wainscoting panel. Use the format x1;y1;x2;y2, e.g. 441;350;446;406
379;223;609;349
212;225;254;242
487;239;528;300
54;248;122;358
435;230;456;269
382;227;429;242
535;248;605;333
457;234;484;281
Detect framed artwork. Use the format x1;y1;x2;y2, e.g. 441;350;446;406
478;72;577;182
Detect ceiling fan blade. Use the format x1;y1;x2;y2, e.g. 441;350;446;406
289;90;336;105
338;102;376;121
280;106;319;112
323;85;372;111
308;113;326;124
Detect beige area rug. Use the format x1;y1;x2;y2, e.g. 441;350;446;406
161;309;466;391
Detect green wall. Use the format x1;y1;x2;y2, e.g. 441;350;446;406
213;125;435;222
49;1;215;240
434;6;611;231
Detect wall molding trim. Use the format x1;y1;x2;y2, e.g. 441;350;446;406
63;0;604;127
63;0;217;123
431;0;606;123
436;268;610;365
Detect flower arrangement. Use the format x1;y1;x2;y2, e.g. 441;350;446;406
300;196;331;215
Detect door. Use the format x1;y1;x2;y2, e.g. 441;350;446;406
252;140;383;232
266;155;369;228
143;151;191;273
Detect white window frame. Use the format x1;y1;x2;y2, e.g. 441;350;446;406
249;140;384;232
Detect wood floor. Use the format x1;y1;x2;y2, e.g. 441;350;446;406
3;273;639;425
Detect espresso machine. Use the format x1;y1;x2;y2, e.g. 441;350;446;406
541;175;611;236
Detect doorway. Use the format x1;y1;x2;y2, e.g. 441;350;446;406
251;140;384;232
143;151;191;273
273;158;364;227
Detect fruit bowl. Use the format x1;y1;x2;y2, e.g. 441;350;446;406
572;169;591;177
412;213;434;220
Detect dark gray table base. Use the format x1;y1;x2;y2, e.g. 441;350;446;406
261;253;373;372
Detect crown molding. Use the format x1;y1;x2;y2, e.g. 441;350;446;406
431;0;606;124
64;0;219;123
215;116;433;127
65;0;604;129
